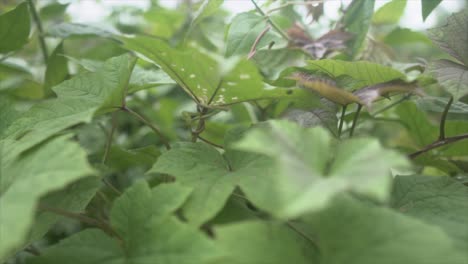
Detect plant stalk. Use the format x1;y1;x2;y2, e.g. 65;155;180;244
438;96;453;140
27;0;48;64
349;104;362;137
338;105;347;137
122;106;171;150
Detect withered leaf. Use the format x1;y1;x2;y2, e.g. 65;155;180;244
287;23;352;59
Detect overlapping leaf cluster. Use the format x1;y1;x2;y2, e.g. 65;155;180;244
1;1;467;264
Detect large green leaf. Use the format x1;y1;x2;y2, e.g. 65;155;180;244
342;0;375;58
46;23;113;39
0;2;30;53
427;59;468;101
27;181;223;264
301;194;466;264
396;101;437;147
422;0;443;21
44;42;69;96
372;0;406;25
0;54;136;167
0;135;95;261
190;0;223;29
303;59;406;88
28;177;101;243
384;27;432;46
225;12;282;57
234;120;409;218
428;10;468;66
214;221;318;264
391;175;468;255
148;140;275;225
120;35;303;107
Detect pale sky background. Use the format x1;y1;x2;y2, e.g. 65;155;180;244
65;0;466;30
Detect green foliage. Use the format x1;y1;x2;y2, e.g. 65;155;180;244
372;0;407;25
0;2;30;53
1;1;468;263
225;12;283;57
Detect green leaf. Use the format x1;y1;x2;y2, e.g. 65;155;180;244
148;142;238;225
0;2;30;53
372;0;406;25
44;42;69;96
28;181;222;264
225;12;282;57
416;96;468;115
46;23;114;39
215;221;318;264
304;59;406;88
391;175;468;254
395;101;437;147
191;0;223;29
1;54;136;168
438;121;468;156
428;10;468;65
422;0;443;21
384;27;432;46
0;135;95;261
428;59;468;101
281;107;338;136
302;194;466;264
101;145;160;171
28;177;101;243
235;120;409;218
342;0;375;58
120;36;301;107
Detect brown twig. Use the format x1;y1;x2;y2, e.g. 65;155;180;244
38;204;121;240
409;133;468;159
248;25;271;59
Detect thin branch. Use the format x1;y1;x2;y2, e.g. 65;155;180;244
38;204;121;240
439;96;453;140
102;178;122;195
372;94;412;116
102;112;117;164
198;135;224;149
409;133;468;159
349;104;362;137
122;106;171;150
27;0;48;64
191;107;208;142
266;1;322;14
286;222;319;249
247;25;271;60
338;105;347;137
250;0;290;41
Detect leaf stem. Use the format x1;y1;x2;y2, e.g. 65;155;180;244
338;105;347;137
266;1;323;14
122;106;171;150
438;96;453;140
102;112;117;164
197;135;224;149
250;0;290;41
409;133;468;159
191;106;208;142
247;25;271;60
372;94;411;116
27;0;48;64
349;104;362;137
